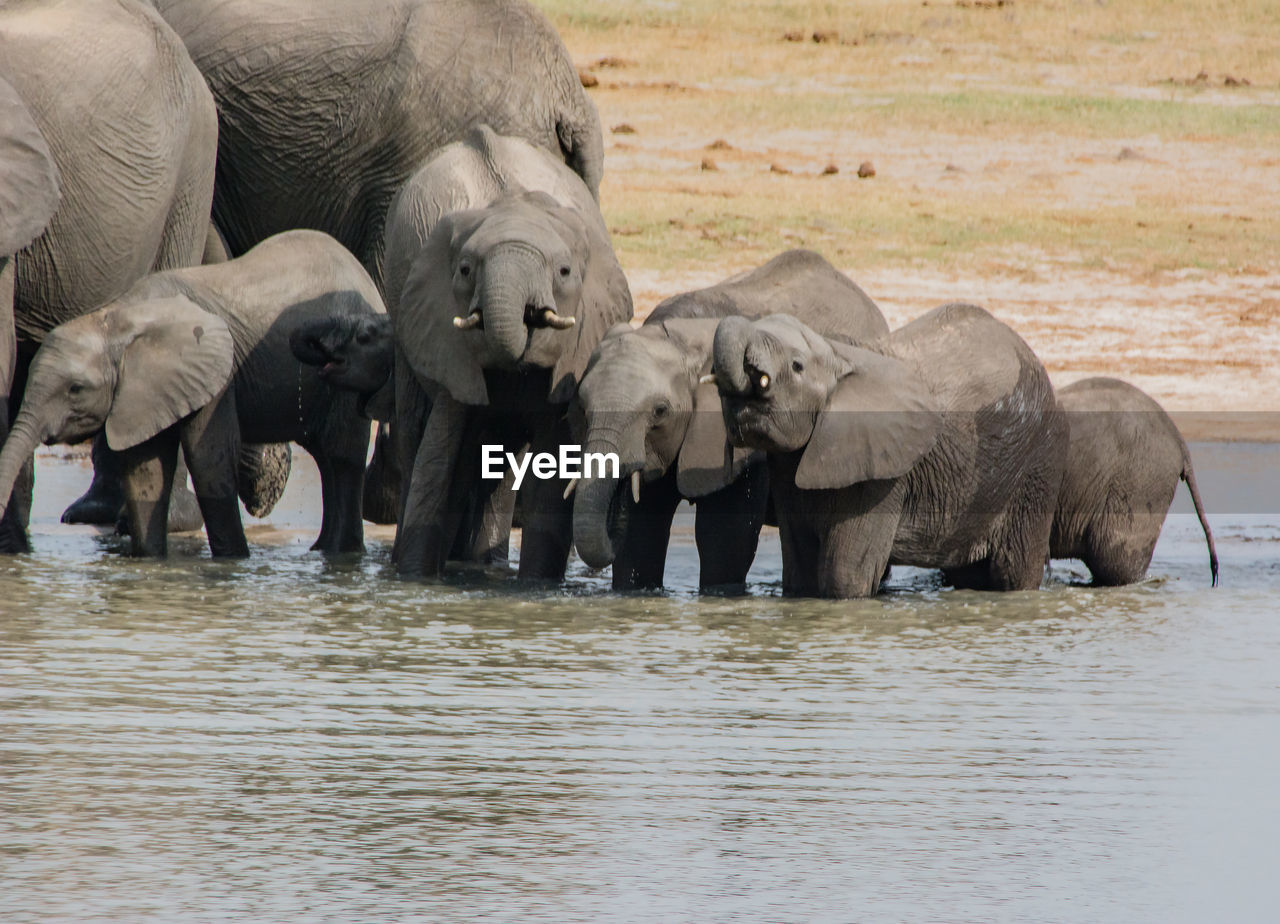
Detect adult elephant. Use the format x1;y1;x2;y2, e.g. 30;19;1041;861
571;250;890;591
0;0;217;551
151;0;604;285
708;305;1066;598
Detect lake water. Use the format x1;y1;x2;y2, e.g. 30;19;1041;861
2;444;1278;922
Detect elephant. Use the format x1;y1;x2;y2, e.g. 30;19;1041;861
1051;377;1218;586
150;0;604;287
392;185;632;579
0;0;218;550
289;311;400;525
571;249;891;591
0;230;385;557
707;304;1067;598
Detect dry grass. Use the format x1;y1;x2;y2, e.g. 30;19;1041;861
533;0;1280;431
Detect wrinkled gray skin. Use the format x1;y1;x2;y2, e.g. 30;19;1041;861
290;312;399;525
711;305;1067;598
0;231;384;558
1052;377;1218;586
152;0;603;287
572;250;891;591
0;0;217;551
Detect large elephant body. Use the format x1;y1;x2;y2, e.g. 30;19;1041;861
572;250;891;591
0;0;217;549
152;0;604;285
0;231;385;557
1052;377;1217;586
375;128;630;578
711;304;1067;598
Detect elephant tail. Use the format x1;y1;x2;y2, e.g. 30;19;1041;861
238;442;293;519
556;98;604;202
1180;443;1218;587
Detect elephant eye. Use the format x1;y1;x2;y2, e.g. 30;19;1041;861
458;264;471;278
791;360;804;374
68;383;85;396
559;265;572;278
653;403;669;420
356;331;372;345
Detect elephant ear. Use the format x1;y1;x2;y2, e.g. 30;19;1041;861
0;76;60;256
795;345;943;491
548;210;634;404
396;212;489;405
104;296;235;451
676;379;762;498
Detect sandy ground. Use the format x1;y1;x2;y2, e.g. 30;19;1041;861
552;16;1280;440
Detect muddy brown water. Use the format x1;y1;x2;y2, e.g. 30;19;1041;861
2;444;1278;922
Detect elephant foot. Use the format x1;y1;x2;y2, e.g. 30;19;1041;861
61;486;124;525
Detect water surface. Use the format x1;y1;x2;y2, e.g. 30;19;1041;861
2;444;1278;922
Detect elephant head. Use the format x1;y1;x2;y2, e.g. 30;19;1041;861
395;189;632;406
0;296;234;516
709;314;943;490
0;74;60;259
570;318;758;570
289;312;394;419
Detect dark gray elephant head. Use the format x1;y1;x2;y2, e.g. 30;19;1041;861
570;318;759;570
289;312;394;418
710;314;943;490
0;297;234;517
0;74;60;259
396;189;632;406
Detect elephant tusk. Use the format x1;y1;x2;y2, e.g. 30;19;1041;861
630;470;642;504
562;477;578;500
698;373;718;386
453;312;482;330
758;373;770;390
541;309;577;330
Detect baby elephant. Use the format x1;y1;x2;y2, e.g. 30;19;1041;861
709;304;1066;598
1052;377;1218;585
0;230;385;557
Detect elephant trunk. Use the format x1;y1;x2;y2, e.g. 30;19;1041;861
289;316;353;367
712;316;756;395
477;245;549;368
572;418;646;570
0;406;49;520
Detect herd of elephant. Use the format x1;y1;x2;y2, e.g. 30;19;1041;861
0;0;1217;598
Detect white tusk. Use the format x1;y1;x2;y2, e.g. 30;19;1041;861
758;373;770;390
542;310;577;330
562;477;578;500
453;313;481;330
631;470;642;504
698;373;718;386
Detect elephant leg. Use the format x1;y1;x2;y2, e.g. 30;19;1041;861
180;393;248;559
62;434;126;525
119;429;180;558
309;448;365;554
0;260;30;554
610;470;680;591
362;422;400;525
167;451;206;532
694;463;769;593
397;393;468;576
391;348;429;563
454;463;515;565
515;421;573;582
815;481;902;599
1081;530;1156;587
